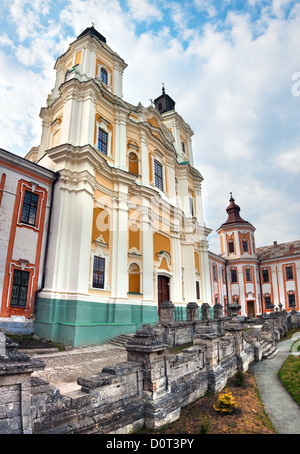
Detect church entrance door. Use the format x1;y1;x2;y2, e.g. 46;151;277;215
157;275;170;316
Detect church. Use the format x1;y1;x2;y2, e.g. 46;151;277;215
0;26;299;347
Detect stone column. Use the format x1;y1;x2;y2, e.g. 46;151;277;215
126;325;178;430
0;334;45;434
187;302;199;322
159;301;174;323
201;303;211;321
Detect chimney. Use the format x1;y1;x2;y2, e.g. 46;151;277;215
273;241;277;247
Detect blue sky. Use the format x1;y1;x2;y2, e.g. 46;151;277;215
0;0;300;253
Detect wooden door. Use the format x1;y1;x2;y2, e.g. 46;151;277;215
157;275;170;316
247;300;255;317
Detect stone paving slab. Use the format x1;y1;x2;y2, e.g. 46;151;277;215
31;343;128;395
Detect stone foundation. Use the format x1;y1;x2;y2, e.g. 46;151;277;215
0;306;296;434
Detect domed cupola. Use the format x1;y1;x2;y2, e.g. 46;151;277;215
217;194;256;258
220;193;252;228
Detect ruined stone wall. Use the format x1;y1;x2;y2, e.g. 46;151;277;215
0;307;294;435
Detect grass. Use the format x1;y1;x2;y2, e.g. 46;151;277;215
6;334;66;351
278;355;300;406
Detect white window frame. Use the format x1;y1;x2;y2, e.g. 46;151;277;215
97;65;112;89
95;118;112;158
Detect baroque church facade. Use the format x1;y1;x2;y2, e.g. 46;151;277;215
9;26;211;347
0;27;299;347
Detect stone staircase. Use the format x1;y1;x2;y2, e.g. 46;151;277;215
108;334;135;347
261;340;278;359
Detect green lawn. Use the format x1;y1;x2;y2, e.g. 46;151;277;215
278;355;300;406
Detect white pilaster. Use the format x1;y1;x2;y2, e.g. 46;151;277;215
141;201;154;301
199;239;212;304
110;183;129;298
182;242;196;303
171;231;183;303
140;131;149;186
114;111;127;171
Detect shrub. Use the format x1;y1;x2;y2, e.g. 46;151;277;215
214;391;237;415
198;416;210;434
234;370;245;387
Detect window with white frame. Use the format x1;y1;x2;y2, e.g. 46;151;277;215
98;128;108;155
95;118;112;157
154;160;163;191
100;67;108;84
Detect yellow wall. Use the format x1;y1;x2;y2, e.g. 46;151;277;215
153;232;171;262
92;208;110;245
129;228;140;250
75;50;82;66
129;273;140;293
194;251;200;272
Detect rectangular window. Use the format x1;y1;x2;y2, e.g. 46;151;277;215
20;190;39;226
93;256;105;289
196;281;200;300
228;242;234;253
222;268;225;283
286;266;293;280
262;269;269;282
213;265;217;281
242;240;248;252
98;128;108;155
264;296;272;309
288;293;295;308
189;197;194;216
246;268;252;282
10;270;30;308
231;269;237;283
154;160;163;191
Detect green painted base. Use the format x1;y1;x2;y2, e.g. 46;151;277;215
34;297;159;347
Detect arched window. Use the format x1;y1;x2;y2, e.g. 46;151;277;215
128;152;139;175
100;67;108;84
128;263;141;294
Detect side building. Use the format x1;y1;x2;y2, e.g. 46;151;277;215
0;148;57;334
26;26;212;347
209;194;300;316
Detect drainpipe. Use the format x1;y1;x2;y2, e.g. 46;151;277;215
34;171;59;313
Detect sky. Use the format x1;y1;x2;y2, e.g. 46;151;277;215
0;0;299;253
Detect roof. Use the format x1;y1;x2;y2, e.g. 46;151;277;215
77;26;106;44
218;193;254;231
256;240;300;261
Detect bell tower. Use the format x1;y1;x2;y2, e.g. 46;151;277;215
217;194;260;317
38;26;127;159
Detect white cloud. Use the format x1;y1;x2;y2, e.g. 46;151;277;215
278;149;300;173
126;0;163;22
0;0;299;249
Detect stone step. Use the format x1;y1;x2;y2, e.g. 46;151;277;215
108;334;135;347
262;343;278;359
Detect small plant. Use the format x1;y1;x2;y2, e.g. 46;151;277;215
214;391;237;415
198;416;210;434
233;369;245;387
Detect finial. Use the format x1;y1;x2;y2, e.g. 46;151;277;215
162;82;165;94
91;22;95;28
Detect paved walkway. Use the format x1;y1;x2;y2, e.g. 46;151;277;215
250;332;300;435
